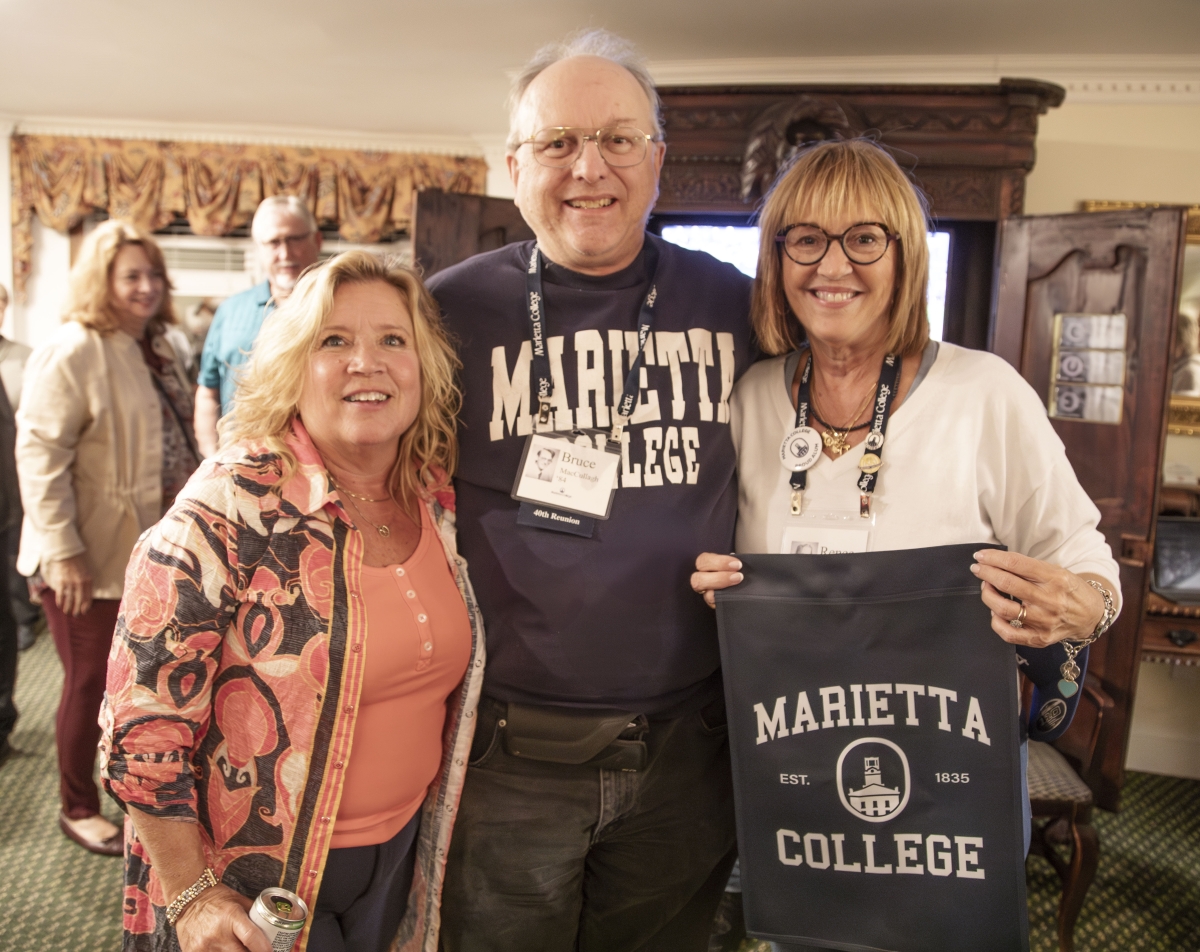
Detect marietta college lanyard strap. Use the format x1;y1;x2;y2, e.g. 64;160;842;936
855;353;901;518
514;242;660;536
782;351;901;518
525;242;660;442
781;355;822;516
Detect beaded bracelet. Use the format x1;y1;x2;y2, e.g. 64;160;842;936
166;867;218;926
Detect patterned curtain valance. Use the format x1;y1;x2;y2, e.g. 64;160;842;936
9;134;488;300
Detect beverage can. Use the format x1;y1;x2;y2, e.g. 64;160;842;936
249;887;309;951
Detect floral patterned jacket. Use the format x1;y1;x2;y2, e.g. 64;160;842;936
100;420;485;952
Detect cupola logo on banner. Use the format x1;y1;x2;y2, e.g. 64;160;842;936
836;738;910;822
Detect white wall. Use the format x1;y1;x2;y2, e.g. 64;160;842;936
15;217;71;351
0;120;14;339
1127;663;1200;780
1025;102;1200;213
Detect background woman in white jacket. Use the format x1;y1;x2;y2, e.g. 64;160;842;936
16;219;199;855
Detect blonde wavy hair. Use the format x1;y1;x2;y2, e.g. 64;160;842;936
223;251;461;512
753;139;931;358
63;219;177;335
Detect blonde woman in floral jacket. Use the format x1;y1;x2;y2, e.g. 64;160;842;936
101;252;485;952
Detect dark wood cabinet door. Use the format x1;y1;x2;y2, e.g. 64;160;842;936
411;189;533;279
991;207;1189;810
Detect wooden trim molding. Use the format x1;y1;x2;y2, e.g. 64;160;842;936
648;55;1200;104
1081;201;1200;245
655;79;1065;220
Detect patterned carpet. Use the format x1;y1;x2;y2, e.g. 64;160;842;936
0;633;124;951
1;636;1197;951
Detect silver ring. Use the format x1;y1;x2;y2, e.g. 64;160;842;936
1009;603;1027;629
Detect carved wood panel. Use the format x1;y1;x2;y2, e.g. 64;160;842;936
655;80;1064;220
990;207;1190;810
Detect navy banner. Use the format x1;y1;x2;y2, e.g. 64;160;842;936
715;544;1028;952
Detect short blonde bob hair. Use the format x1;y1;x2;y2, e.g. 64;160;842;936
63;219;177;336
223;251;461;512
753;139;930;358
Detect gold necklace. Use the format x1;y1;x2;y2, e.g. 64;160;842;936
333;480;393;537
811;385;876;456
335;482;390;504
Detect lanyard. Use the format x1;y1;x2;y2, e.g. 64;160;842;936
787;355;816;507
789;350;901;518
525;242;660;443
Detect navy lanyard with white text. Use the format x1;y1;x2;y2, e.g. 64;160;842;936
525;241;660;443
789;351;901;518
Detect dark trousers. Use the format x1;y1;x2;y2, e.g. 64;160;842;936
8;529;37;629
0;530;17;743
440;696;737;952
42;591;119;817
309;811;421;952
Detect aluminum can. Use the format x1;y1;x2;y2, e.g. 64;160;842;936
249;887;309;951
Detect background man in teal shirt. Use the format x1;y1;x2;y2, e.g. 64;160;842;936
194;195;322;456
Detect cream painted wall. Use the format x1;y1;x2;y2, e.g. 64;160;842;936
1025;102;1200;214
1127;664;1200;781
0;122;14;339
17;218;72;352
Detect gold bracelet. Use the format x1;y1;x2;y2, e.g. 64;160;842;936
165;867;218;926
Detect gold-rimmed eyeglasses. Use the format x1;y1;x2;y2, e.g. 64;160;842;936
517;126;659;169
775;222;900;266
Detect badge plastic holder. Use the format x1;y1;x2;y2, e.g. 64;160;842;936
778;506;874;556
511;428;621;521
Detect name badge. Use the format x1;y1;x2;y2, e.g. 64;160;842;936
512;432;620;520
779;507;873;555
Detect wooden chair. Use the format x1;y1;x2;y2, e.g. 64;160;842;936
1025;673;1114;952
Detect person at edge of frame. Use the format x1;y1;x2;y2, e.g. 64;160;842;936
426;28;756;952
0;284;41;653
0;379;19;768
194;195;323;457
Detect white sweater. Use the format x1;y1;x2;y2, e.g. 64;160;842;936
731;342;1120;592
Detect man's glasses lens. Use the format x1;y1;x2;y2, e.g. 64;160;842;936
782;224;891;265
528;127;649;168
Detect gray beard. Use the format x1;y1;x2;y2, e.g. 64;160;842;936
271;271;298;293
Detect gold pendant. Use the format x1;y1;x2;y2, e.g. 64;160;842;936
822;430;849;456
378;525;390;537
858;452;882;475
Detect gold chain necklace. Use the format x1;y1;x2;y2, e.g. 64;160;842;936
811;385;877;457
332;480;393;537
334;481;389;504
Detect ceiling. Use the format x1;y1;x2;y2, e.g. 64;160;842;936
2;0;1199;143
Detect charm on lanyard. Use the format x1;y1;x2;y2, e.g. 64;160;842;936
855;353;902;518
781;354;821;516
783;350;901;518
